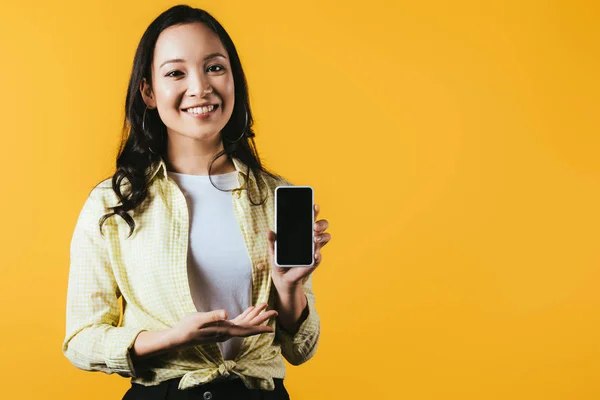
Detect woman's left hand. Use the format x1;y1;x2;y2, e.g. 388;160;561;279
267;204;331;288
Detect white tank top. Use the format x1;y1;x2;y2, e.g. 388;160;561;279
167;170;253;362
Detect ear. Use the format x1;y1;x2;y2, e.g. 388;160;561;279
140;78;157;109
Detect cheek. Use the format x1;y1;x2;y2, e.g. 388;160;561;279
224;79;234;97
155;83;180;110
222;79;235;111
218;74;234;100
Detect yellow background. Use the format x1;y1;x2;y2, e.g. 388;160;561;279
0;0;598;398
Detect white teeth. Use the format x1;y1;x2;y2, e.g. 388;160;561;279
185;105;215;114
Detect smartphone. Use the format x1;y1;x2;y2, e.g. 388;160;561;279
274;186;315;267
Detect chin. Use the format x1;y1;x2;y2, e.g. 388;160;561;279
183;129;223;141
166;118;228;142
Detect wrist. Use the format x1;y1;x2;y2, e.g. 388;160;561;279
278;301;309;335
273;284;308;334
272;276;303;294
163;327;187;351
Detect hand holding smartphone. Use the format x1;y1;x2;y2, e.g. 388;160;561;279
274;186;314;267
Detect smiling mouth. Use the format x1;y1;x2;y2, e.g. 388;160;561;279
182;104;219;115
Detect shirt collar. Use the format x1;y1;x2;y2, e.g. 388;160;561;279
147;156;257;186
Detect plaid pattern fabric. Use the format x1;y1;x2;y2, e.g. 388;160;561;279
62;157;320;391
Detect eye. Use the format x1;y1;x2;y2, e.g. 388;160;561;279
166;70;183;78
207;65;225;73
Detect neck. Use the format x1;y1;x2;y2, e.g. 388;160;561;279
165;134;236;176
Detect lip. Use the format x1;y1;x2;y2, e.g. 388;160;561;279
182;104;219;119
181;103;218;110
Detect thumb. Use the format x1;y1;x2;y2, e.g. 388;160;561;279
267;230;276;258
208;309;228;322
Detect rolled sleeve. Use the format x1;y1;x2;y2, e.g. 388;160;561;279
104;326;146;376
276;274;320;365
62;192;144;378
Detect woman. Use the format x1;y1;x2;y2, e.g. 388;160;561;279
62;5;331;399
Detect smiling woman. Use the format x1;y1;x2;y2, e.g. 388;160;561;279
61;4;331;400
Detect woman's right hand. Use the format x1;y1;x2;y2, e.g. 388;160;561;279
167;303;278;349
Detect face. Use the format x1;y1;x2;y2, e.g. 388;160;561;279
140;22;235;143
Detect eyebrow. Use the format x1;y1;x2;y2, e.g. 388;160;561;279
159;53;227;69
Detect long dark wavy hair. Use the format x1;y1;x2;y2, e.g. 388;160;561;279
97;4;280;237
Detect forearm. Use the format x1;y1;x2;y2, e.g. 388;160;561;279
131;329;182;362
273;282;309;334
272;275;320;365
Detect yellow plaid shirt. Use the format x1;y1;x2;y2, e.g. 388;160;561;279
62;157;320;391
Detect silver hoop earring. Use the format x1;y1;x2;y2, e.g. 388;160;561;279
227;107;248;144
142;106;149;132
142;106;158;155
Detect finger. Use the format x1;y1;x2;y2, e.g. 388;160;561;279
314;219;329;234
228;325;275;338
314;204;320;220
266;231;276;259
314;251;322;266
230;306;255;324
245;303;269;321
249;309;278;325
202;309;228;325
314;232;332;246
239;306;256;319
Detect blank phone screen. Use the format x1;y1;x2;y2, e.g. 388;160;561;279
276;187;313;265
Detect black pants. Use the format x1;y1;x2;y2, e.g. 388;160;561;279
122;377;290;400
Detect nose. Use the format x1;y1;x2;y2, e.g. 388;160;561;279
187;70;210;97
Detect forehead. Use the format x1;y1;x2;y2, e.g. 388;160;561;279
153;22;227;66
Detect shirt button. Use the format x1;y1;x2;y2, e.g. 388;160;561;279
203;391;212;400
257;262;266;271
